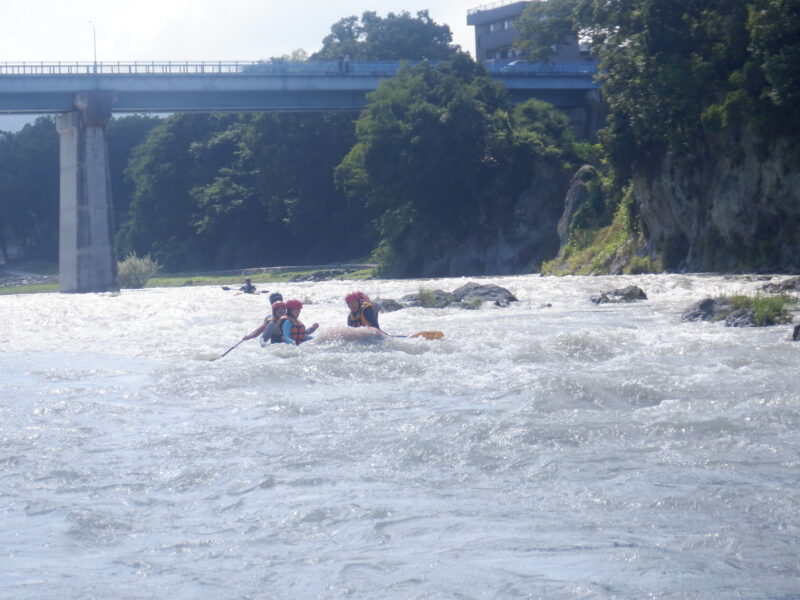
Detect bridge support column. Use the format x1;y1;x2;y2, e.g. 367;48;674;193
57;91;117;293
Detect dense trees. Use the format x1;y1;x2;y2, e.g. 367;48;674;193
313;10;459;60
116;9;464;272
0;115;159;264
336;54;578;275
1;9;579;276
516;0;800;179
0;118;58;262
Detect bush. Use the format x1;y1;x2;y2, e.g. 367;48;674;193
117;253;160;289
727;293;794;326
417;287;438;308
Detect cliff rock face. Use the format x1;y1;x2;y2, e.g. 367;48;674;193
635;127;800;272
404;162;568;277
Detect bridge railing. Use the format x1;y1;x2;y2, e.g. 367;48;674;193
0;60;411;76
0;60;596;78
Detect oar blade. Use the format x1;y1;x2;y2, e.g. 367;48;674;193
409;330;444;340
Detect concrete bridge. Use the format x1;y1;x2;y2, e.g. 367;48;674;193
0;60;598;292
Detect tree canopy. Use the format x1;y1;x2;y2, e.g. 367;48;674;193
516;0;800;179
313;10;459;60
335;54;578;275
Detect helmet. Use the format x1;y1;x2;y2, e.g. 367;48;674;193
285;299;303;311
345;291;366;304
271;301;286;312
268;292;283;304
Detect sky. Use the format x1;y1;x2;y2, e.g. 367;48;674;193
0;0;484;130
1;0;481;62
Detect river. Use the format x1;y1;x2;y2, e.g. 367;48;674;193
1;273;798;599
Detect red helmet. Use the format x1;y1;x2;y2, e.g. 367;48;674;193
285;299;303;311
345;291;366;304
271;301;286;312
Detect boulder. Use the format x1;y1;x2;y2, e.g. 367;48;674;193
725;309;756;328
590;285;647;304
681;297;732;322
763;275;800;293
400;289;455;309
451;282;517;307
376;298;404;313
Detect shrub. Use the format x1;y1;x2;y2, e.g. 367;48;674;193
727;293;794;326
117;253;160;289
417;287;438;308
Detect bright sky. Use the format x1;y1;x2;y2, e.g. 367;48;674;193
1;0;479;63
0;0;484;131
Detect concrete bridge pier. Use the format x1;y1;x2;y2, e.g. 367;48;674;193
57;91;118;293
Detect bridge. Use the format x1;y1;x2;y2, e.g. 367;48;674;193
0;60;597;113
0;60;598;292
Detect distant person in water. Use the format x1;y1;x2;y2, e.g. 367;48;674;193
278;299;318;345
241;299;287;346
239;278;257;294
345;291;382;331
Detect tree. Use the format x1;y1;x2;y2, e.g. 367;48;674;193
515;0;581;63
313;10;459;60
5;118;59;259
335;54;577;275
119;113;240;269
106;115;162;227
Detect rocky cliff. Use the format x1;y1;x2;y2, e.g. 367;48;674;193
395;162;569;277
634;127;800;272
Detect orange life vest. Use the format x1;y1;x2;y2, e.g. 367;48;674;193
278;314;308;344
347;301;378;328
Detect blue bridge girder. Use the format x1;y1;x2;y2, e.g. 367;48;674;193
0;60;598;114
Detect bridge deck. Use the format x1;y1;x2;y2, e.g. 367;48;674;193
0;60;597;113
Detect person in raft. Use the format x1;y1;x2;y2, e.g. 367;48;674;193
279;299;318;345
241;292;284;345
345;291;382;331
239;278;257;294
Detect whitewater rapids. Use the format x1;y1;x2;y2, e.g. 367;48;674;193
1;273;798;599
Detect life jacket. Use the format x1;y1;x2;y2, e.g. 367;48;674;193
278;314;307;344
260;316;283;344
347;301;378;328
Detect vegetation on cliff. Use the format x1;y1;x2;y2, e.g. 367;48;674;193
519;0;800;274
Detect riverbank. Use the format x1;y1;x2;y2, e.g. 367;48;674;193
0;263;376;295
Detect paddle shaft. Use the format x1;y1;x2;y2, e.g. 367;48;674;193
219;339;244;359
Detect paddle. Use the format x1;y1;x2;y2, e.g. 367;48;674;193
410;330;444;340
212;339;245;361
392;330;444;340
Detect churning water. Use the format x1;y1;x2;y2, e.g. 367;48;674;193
1;274;798;599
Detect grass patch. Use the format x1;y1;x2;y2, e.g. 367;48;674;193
540;186;659;275
0;265;377;295
146;267;376;288
416;287;438;308
726;293;795;326
0;282;59;295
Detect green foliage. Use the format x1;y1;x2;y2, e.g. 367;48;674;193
726;292;795;326
463;296;484;310
0;117;59;261
625;254;663;275
313;10;458;60
416;287;439;308
516;0;800;179
748;0;800;111
515;0;581;63
117;252;160;289
542;186;651;275
336;55;579;276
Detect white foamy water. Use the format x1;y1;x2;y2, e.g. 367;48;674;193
1;274;799;599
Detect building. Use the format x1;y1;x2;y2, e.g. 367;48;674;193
467;0;591;63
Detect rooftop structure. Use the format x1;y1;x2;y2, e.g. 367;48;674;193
467;0;592;63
